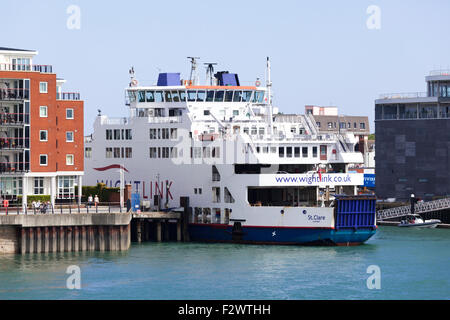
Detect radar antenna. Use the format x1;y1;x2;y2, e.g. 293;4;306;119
187;57;200;85
204;62;218;86
129;66;138;87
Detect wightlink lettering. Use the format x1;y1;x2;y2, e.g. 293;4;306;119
96;179;173;200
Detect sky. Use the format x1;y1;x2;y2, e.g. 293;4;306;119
1;0;450;134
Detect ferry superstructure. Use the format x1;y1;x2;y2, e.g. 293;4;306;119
84;58;377;245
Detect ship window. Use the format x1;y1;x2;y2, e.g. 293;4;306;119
225;90;233;102
138;91;146;102
114;129;120;140
286;147;293;158
312;146;318;157
214;90;224;102
179;90;186;102
233;110;239;116
242;91;252;102
161;147;170;158
206;90;215;102
212;147;220;158
125;147;132;158
252;91;265;103
171;91;180;102
251;127;257;135
187;90;196;102
233;91;243;102
197;90;206;102
270;147;277;153
259;127;265;136
149;147;157;158
170;128;177;139
204;110;210;116
294;147;300;158
154;91;164;102
263;146;269;154
279;147;285;157
302;147;308;158
170;147;177;158
164;91;172;102
125;129;132;140
243;127;249;134
149;128;157;139
146;91;155;102
203;147;211;158
106;148;112;158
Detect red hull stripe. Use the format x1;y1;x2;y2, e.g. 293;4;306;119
94;164;129;173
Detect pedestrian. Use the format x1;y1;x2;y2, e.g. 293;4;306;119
41;202;48;214
94;195;99;208
88;194;93;208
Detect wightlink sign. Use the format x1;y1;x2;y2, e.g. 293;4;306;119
259;173;364;187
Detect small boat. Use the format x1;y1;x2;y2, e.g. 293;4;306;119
398;214;441;228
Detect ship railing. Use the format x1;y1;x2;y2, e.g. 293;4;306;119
378;92;427;99
0;88;29;100
101;117;129;125
148;116;182;124
0;64;53;73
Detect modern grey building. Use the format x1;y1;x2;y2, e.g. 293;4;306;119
375;70;450;201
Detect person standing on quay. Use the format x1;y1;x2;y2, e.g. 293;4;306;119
94;195;99;208
88;194;93;208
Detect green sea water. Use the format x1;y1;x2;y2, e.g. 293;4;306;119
0;226;449;300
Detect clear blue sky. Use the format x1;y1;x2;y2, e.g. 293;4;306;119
2;0;449;134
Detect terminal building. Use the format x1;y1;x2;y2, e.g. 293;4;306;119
0;47;84;207
375;70;450;201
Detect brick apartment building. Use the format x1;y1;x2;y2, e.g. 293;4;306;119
0;47;84;206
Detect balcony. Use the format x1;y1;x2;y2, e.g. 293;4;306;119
0;112;28;125
57;92;81;100
0;88;29;101
0;63;53;73
0;162;29;174
0;137;29;150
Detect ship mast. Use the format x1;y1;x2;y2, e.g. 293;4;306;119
266;57;273;135
188;57;200;85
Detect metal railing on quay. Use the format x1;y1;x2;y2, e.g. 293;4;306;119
0;202;127;216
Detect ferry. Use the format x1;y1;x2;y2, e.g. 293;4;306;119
84;58;377;246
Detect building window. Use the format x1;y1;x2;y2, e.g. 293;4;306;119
360;123;365;130
40;154;48;166
34;178;44;195
39;130;48;141
66;154;74;165
316;122;321;128
39;82;48;93
85;147;92;158
327;122;333;129
66;131;74;142
66;108;74;119
40;106;48;118
57;176;75;199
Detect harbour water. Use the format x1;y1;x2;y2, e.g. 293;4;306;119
0;226;449;300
